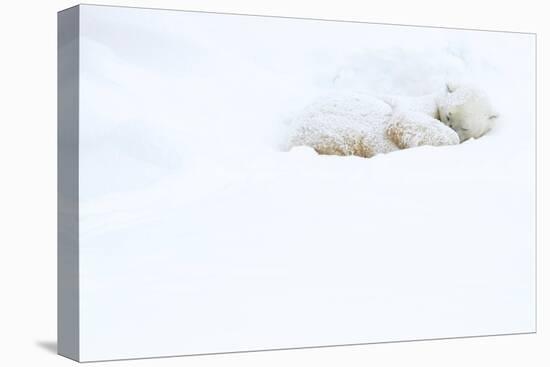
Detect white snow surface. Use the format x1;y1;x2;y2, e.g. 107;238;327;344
77;5;535;361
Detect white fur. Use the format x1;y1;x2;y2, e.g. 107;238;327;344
287;84;496;158
437;83;497;142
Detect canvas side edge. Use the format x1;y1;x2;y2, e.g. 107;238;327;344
58;5;80;362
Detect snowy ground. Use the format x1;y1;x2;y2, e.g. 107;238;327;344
77;5;536;361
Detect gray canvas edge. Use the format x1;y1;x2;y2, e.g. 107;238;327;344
58;5;80;362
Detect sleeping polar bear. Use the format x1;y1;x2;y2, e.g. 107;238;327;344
288;83;497;158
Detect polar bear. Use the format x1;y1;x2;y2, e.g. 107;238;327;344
288;84;497;158
437;83;498;142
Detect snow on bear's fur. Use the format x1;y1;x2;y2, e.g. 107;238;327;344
288;84;497;158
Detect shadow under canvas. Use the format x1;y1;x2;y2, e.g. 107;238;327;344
36;341;57;354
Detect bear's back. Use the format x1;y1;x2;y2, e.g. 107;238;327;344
288;92;398;157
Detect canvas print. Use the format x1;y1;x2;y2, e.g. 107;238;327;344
58;4;536;362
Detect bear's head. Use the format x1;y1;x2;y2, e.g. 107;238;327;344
437;83;498;142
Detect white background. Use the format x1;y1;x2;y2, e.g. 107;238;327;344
0;0;546;366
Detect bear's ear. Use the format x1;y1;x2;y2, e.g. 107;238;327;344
487;114;499;129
